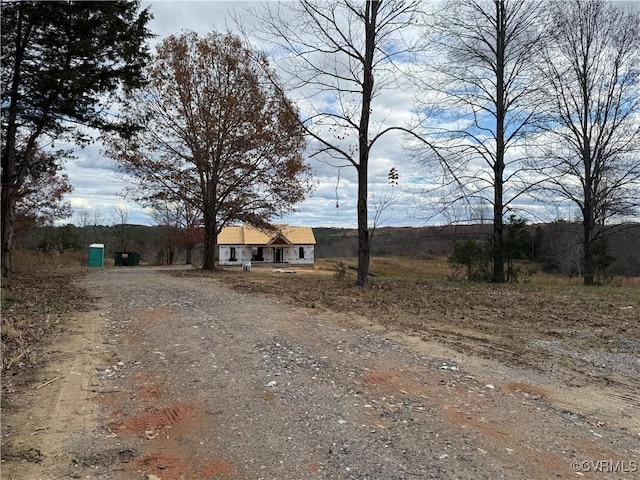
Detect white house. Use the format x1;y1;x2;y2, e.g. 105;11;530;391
217;224;316;267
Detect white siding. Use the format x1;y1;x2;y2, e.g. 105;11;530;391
218;244;315;265
219;245;252;265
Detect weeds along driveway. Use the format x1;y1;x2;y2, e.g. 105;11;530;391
6;266;639;479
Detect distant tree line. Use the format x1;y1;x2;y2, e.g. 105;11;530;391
11;219;640;281
16;223;201;267
314;222;640;280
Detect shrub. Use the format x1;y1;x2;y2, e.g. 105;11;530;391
334;261;348;281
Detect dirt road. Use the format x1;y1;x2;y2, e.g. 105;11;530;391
2;267;638;479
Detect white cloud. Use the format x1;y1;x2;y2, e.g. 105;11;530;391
60;0;610;229
58;1;427;228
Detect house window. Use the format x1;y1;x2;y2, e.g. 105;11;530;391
252;247;264;261
229;247;237;261
299;247;305;259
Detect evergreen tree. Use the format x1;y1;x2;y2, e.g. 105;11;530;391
1;1;152;277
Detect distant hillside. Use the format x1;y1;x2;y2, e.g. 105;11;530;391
15;221;640;277
314;225;495;258
313;223;640;277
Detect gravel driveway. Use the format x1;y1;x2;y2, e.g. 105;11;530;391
8;267;638;479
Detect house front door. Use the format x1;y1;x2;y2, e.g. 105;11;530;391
274;248;283;263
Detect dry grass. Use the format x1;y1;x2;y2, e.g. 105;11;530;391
11;248;87;271
315;256;640;287
314;256;453;282
1;250;94;381
215;256;640;370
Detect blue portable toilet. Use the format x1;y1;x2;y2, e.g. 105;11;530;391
88;243;104;267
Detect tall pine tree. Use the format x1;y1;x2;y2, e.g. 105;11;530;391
1;1;151;277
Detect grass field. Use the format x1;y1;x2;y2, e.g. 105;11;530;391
314;256;640;287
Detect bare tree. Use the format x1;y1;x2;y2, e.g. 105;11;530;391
149;200;180;265
470;198;492;225
413;0;548;282
106;32;312;270
149;199;202;265
370;167;403;233
536;0;640;285
247;0;421;286
75;207;104;248
111;206;131;252
76;208;103;228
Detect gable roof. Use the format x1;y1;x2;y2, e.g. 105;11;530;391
217;224;316;245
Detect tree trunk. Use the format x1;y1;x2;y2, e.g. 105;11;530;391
185;246;193;265
582;206;595;286
1;3;25;279
166;245;175;265
1;185;17;278
492;178;505;283
492;0;506;283
354;0;379;287
356;164;370;286
580;53;595;287
202;221;217;270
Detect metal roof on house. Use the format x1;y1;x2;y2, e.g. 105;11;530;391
217;224;316;245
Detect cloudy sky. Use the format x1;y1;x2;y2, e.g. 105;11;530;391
61;0;636;228
64;0;434;228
